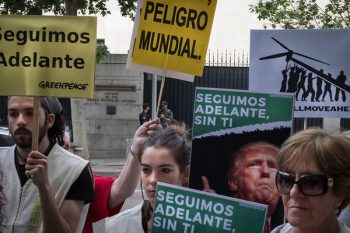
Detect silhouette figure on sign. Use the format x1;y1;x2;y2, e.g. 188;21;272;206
335;71;347;102
287;66;296;92
302;72;316;101
322;74;334;101
260;37;350;99
280;69;288;92
296;69;307;101
315;69;324;102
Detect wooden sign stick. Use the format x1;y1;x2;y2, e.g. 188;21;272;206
31;97;40;151
157;76;166;114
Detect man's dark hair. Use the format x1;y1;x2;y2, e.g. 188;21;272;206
47;108;65;147
143;103;150;110
39;97;65;147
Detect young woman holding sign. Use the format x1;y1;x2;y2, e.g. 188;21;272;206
103;124;191;233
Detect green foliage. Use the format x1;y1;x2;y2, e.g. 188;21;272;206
249;0;350;29
96;44;110;64
0;0;107;15
117;0;137;20
0;0;137;18
0;0;137;63
0;0;137;64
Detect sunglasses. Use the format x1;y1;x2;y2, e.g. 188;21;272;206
276;171;334;196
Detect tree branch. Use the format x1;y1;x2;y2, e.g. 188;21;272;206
329;0;350;28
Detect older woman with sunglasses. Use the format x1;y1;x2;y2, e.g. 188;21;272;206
271;128;350;233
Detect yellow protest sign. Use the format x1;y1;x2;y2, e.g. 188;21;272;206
130;0;217;77
0;15;97;98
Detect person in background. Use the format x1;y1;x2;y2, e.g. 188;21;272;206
226;141;282;233
271;128;350;233
158;101;174;128
0;96;94;233
139;103;151;125
103;124;191;233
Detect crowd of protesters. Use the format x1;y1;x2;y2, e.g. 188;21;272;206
1;97;350;233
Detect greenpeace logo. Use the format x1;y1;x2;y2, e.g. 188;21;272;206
39;81;88;90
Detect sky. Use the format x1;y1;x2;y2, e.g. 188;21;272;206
96;0;265;54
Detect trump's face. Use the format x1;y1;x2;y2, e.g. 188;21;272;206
228;147;280;216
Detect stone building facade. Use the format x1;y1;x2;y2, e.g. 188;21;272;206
84;54;143;159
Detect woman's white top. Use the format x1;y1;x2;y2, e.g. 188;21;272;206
271;221;350;233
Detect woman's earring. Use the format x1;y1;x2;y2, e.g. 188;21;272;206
335;208;340;216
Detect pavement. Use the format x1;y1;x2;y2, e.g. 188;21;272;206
89;157;145;211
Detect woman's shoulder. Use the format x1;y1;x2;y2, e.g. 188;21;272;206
339;220;350;233
107;202;143;222
104;202;144;233
271;223;292;233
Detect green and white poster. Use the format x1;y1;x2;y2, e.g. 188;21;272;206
152;182;267;233
192;88;293;137
189;87;294;231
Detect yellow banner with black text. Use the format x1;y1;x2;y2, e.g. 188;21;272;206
131;0;217;77
0;15;97;98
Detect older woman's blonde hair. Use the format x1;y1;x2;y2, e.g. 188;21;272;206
277;128;350;210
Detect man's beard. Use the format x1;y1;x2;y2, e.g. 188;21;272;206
12;123;47;149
